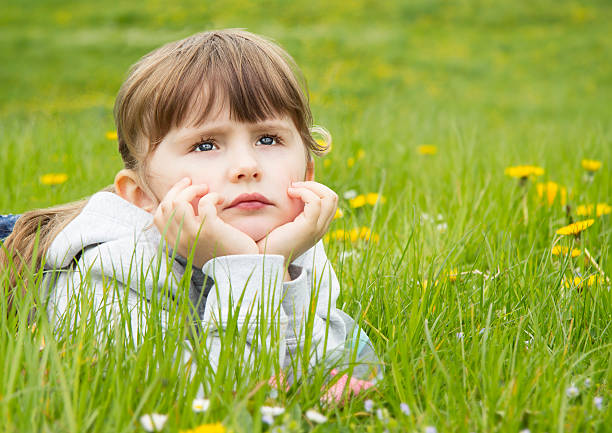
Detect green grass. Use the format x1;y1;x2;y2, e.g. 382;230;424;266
1;0;610;432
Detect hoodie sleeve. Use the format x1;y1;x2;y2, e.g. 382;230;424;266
198;254;288;372
281;241;347;370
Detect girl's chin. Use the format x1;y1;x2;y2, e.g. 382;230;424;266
230;220;275;244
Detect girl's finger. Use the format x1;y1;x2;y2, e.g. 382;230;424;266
292;181;338;228
160;177;192;209
197;192;223;222
287;187;321;224
173;183;209;208
292;181;336;199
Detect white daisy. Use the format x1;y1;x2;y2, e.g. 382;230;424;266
305;409;328;424
192;398;210;413
566;384;579;398
261;405;285;417
139;413;168;432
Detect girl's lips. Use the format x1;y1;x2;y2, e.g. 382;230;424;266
225;193;272;210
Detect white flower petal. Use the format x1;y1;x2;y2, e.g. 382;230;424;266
305;409;328;424
364;399;374;412
399;402;411;415
139;413;168;432
425;426;438;433
594;396;603;410
192;398;210;413
343;189;357;200
566;384;579;398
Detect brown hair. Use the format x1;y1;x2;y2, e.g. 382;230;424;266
1;29;329;308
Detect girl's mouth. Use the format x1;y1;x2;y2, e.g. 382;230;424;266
225;193;272;210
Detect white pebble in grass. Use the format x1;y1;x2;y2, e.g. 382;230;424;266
566;384;579;398
305;409;328;424
139;413;168;432
425;426;437;433
364;399;374;412
594;396;603;410
191;398;210;413
400;402;411;416
261;406;285;417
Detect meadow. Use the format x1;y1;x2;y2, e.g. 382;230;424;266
1;0;610;432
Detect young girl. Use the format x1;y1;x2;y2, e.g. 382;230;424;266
1;29;380;400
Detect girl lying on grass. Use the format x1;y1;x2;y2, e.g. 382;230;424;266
0;29;381;402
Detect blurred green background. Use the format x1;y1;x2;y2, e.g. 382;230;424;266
1;0;610;212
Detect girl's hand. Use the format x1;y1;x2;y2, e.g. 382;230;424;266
154;178;258;268
257;181;337;268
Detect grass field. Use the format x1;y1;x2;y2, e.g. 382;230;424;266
1;1;611;432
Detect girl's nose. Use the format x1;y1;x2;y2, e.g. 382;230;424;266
229;152;260;182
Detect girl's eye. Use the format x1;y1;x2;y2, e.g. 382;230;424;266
193;141;215;152
257;135;278;146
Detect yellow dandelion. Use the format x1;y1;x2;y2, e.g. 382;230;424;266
551;246;581;258
417;145;437;155
576;203;611;217
325;227;379;243
349;195;366;208
180;423;226;433
504;165;545;179
581;159;601;172
347;157;355;168
365;192;386;206
556;219;595;236
334;208;344;219
105;131;118;140
356;149;366;160
536;181;566;206
421;279;440;289
40;173;68;186
323;159;331;168
596;203;611;216
563;275;603;289
560;187;567;206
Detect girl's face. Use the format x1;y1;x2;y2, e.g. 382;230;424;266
146;104;314;242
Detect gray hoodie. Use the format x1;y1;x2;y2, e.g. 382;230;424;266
44;192;380;380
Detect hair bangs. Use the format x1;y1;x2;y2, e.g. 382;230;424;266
186;36;308;129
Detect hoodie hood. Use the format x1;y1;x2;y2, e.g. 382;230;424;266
46;191;157;269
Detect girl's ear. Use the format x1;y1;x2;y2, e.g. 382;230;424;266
305;159;315;181
114;169;157;213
